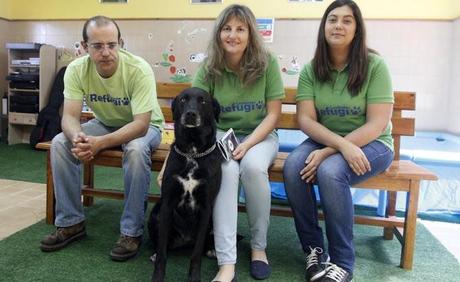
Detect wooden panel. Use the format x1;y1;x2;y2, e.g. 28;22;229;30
400;180;421;269
76;85;416;136
393;109;402;119
284;87;297;104
393;136;401;160
268;159;437;183
45;150;55;225
277;112;297;129
394;91;416;111
156;82;190;99
161;106;173;122
391;117;415;136
276;113;415;134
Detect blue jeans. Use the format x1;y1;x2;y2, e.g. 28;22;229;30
283;138;393;273
51;119;161;237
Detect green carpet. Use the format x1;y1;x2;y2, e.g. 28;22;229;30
1;144;460;281
1;199;459;281
0;144;159;193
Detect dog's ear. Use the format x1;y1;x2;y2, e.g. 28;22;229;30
212;97;220;122
171;94;180;122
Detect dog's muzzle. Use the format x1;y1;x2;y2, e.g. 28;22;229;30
181;110;202;128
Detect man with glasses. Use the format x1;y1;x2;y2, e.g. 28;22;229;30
40;15;164;262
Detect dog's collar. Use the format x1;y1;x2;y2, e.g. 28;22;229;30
174;143;217;159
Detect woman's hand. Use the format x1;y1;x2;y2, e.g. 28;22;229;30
232;142;251;160
339;141;371;176
300;148;329;183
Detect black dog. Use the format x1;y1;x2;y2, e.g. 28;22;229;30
149;87;223;282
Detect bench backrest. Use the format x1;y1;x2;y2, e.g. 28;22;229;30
156;82;415;161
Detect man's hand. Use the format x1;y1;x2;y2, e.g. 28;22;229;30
70;132;103;163
72;132;89;147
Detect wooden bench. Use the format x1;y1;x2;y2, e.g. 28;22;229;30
36;82;437;270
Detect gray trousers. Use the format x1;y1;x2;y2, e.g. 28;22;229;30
213;130;279;265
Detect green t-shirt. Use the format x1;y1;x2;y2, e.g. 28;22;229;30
64;49;164;129
297;53;394;150
192;53;285;135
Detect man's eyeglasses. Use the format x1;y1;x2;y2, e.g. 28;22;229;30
88;42;119;52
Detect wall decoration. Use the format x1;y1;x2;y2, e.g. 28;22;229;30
73;42;85;57
184;27;208;45
256;18;275;43
170;67;191;83
154;41;192;83
177;22;208;45
279;55;301;75
189;52;207;63
154;41;175;69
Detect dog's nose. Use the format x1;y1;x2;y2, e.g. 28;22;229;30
182;110;201;127
185;111;197;120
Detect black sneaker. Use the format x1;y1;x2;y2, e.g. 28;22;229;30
305;246;330;281
319;263;352;282
40;221;86;252
110;234;142;262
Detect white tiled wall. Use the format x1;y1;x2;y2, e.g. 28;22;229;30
1;18;459;133
447;19;460;135
366;20;453;132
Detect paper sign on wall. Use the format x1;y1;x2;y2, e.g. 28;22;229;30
256;18;275;43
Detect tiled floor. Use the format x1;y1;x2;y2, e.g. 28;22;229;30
0;179;459;264
0;179;46;240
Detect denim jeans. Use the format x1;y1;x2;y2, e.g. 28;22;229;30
283;138;393;273
51;119;161;237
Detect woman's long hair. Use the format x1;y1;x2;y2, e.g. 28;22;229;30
205;4;268;87
313;0;371;96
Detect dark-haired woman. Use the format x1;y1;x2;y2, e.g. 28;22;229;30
283;1;394;281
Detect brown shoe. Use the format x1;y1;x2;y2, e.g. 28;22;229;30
110;234;142;262
40;221;86;252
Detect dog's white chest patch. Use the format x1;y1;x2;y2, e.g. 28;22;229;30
176;159;200;209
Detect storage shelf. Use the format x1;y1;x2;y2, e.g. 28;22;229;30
9;112;38;125
6;43;56;145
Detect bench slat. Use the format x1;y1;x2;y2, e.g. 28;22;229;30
394;91;415;111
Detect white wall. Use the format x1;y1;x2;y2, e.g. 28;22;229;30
447;19;460;135
367;20;453;132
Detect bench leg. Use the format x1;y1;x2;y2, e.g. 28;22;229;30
383;191;397;240
83;163;94;206
45;150;55;225
400;180;420;270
